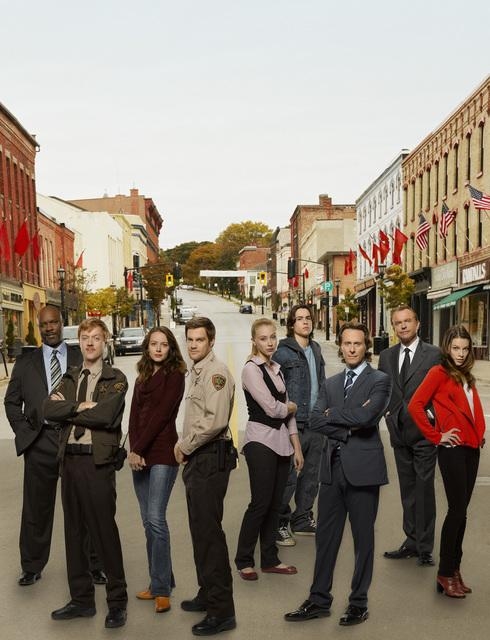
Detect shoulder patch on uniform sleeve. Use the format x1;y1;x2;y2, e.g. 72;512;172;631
113;382;126;393
212;374;226;390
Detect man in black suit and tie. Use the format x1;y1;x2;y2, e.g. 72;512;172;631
4;305;105;587
378;305;440;566
285;322;391;626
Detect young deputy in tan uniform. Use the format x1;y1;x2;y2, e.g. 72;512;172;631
174;317;237;637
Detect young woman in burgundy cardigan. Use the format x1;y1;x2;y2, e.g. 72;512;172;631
235;318;303;581
408;325;485;599
128;327;187;613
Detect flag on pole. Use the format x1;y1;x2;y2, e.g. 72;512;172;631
468;184;490;210
358;244;372;266
0;222;11;260
127;270;134;292
75;250;85;269
415;213;431;250
392;228;408;265
371;243;380;273
379;230;390;262
14;221;30;256
344;258;350;276
438;202;457;238
31;232;41;260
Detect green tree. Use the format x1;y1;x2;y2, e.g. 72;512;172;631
335;288;360;322
185;242;221;283
379;265;415;309
160;241;205;266
86;287;117;317
25;321;37;346
141;262;168;325
215;221;272;270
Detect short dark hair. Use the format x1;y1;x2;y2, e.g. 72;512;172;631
286;304;313;338
185;316;216;343
390;304;419;322
337;321;372;363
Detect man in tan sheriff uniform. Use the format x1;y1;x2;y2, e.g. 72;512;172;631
174;317;237;637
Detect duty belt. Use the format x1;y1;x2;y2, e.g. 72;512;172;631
65;443;93;455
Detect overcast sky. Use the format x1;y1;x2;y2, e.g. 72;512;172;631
2;0;489;249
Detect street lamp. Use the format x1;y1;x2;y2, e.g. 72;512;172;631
57;266;66;325
378;264;386;336
334;277;341;336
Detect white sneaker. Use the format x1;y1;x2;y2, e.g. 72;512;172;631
276;524;296;547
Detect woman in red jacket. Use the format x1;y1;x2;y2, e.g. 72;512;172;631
128;327;187;613
408;325;485;599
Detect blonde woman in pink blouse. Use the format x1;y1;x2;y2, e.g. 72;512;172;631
235;318;303;581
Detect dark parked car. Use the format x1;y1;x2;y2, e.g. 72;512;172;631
239;304;253;314
114;327;146;356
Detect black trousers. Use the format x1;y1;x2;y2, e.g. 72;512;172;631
310;454;380;609
182;447;235;619
437;445;480;576
235;442;290;569
61;455;127;609
393;441;437;554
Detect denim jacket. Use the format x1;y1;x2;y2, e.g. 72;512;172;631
272;337;325;425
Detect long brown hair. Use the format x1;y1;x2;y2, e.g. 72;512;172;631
136;327;187;383
440;325;475;387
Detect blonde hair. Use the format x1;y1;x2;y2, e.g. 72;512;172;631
247;318;277;361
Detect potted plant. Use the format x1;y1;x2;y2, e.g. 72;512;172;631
6;319;16;361
25;321;38;346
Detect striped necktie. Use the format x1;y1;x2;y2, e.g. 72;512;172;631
50;350;62;391
344;370;355;398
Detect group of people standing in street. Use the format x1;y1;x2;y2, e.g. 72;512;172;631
4;300;486;634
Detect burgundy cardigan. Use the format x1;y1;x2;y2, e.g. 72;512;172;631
128;367;185;466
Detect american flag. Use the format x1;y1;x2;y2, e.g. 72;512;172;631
415;213;431;250
438;202;457;238
468;184;490;210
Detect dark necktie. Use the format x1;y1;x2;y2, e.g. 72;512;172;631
344;370;356;398
74;369;90;441
400;347;411;385
50;350;62;390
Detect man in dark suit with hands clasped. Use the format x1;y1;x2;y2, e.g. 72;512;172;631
285;322;391;627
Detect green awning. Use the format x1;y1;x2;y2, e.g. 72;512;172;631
433;286;480;310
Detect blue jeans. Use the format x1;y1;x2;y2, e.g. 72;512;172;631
133;464;178;596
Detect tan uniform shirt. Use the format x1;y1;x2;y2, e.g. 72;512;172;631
67;363;103;445
179;350;235;456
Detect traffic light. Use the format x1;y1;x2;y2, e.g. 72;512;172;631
287;258;296;279
165;273;174;287
258;271;267;285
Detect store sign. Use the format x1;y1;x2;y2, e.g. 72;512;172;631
460;260;490;285
432;262;457;289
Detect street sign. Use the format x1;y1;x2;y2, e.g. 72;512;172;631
322;281;333;292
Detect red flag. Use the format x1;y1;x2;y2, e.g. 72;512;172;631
292;275;299;288
392;228;408;265
358;244;372;266
31;232;41;260
379;230;390;262
349;249;355;274
0;222;11;260
344;258;349;275
14;221;30;256
371;243;380;274
303;267;309;278
127;271;134;292
75;250;85;269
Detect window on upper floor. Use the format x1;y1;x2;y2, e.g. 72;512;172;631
478;121;484;174
466;134;471;182
453;144;459;191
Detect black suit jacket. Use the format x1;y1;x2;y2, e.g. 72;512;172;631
310;364;391;487
4;344;82;456
378;341;440;447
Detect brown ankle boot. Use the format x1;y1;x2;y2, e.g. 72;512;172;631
454;570;472;594
436;575;466;598
155;596;171;613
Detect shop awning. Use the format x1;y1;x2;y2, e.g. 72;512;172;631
354;286;375;299
433;286;480;311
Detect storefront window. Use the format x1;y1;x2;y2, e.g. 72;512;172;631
460;293;488;347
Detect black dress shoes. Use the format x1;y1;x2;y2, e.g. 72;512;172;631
91;569;108;584
192;615;236;636
384;545;418;559
51;602;96;620
417;552;435;566
284;599;331;622
339;604;369;626
18;571;41;586
181;596;207;612
105;607;127;628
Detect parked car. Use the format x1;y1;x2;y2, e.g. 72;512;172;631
239;304;253;314
63;325;115;364
176;307;195;325
114;327;146;356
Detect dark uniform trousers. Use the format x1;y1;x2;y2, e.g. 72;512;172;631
62;454;127;609
310;453;380;609
182;443;235;619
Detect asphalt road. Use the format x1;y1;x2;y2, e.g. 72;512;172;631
0;291;489;640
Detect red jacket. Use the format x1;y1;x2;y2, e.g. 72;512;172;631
408;365;485;448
